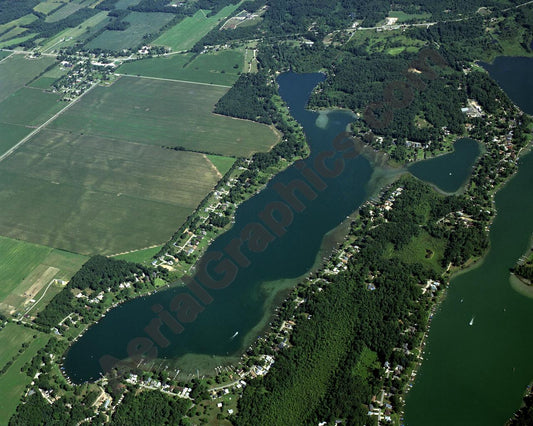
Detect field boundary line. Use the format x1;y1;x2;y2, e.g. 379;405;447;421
116;73;232;88
0;83;97;163
0;51;14;63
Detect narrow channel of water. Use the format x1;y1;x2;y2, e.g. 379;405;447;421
405;56;533;425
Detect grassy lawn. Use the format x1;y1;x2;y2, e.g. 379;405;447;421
0;128;221;255
153;5;239;52
49;76;277;157
0;87;63;126
0;323;36;370
114;245;163;264
0;332;49;425
0;54;57;102
207;155;235;175
118;49;244;86
85;12;174;51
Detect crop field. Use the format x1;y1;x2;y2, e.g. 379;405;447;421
0;27;28;43
39;10;110;53
85;12;174;51
45;2;84;23
0;235;86;316
50;76;277;156
0;51;11;60
0;237;52;305
0;87;63;127
0;34;37;49
34;1;63;15
0;128;221;255
153;5;239;52
0;14;37;36
0;332;48;425
0;54;57;102
118;49;243;85
0;123;30;157
0;324;36;370
114;0;142;9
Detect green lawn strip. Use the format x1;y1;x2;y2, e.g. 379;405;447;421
114;246;163;264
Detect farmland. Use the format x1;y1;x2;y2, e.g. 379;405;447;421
33;1;64;15
0;128;221;255
39;10;110;53
118;49;244;85
0;123;31;157
207;154;235;175
0;54;57;102
45;1;84;23
0;331;49;425
85;12;174;51
50;76;277;156
153;5;239;52
0;236;87;315
0;324;36;370
0;87;63;127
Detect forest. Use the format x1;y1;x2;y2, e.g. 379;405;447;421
235;177;487;423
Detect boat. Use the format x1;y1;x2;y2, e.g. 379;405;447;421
230;331;239;340
469;316;474;326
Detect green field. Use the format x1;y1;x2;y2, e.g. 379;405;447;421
0;27;28;43
207;154;235;175
45;2;83;23
34;1;63;15
0;324;36;369
0;87;63;126
114;245;163;263
0;237;52;304
115;0;142;9
0;54;57;102
39;10;110;53
0;34;37;49
118;49;244;85
0;332;48;425
154;5;239;52
0;128;221;255
388;10;431;23
0;51;11;61
50;76;277;156
85;12;174;51
0;236;87;315
0;14;37;36
0;123;30;157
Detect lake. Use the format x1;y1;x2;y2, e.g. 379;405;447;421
405;56;533;425
63;72;375;382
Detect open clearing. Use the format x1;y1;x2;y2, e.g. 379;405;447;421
207;154;235;175
0;332;48;425
153;5;239;52
0;123;31;157
118;49;243;86
85;12;174;51
0;128;221;255
50;76;277;156
0;236;87;315
0;54;57;102
114;245;162;263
